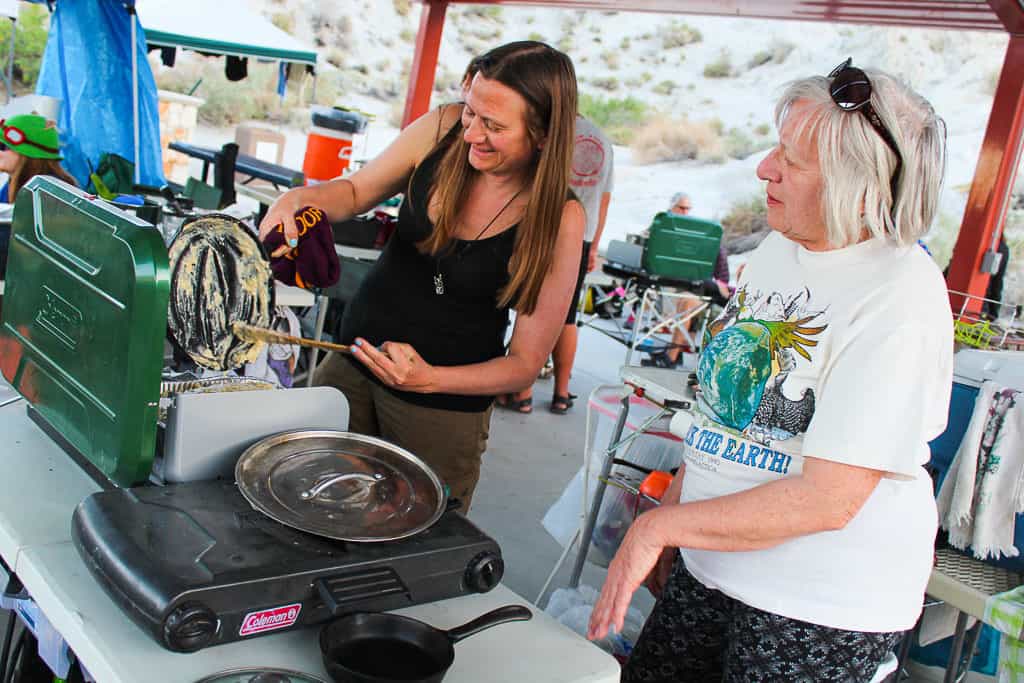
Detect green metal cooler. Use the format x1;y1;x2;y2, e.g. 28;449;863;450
642;212;723;281
0;177;170;487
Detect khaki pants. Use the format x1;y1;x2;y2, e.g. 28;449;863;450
314;354;492;510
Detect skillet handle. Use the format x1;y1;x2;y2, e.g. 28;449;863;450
446;604;533;644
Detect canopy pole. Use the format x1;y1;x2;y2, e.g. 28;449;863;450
946;35;1024;313
311;71;317;105
129;1;140;185
401;0;447;129
5;16;14;104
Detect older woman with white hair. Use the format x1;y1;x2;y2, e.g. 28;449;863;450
589;58;953;682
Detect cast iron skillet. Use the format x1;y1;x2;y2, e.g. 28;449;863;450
319;605;532;683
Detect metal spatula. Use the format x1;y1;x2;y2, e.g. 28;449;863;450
232;321;352;354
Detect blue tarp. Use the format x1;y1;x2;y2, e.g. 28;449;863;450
35;1;165;188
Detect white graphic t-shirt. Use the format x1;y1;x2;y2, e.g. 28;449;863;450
680;231;953;632
570;116;614;243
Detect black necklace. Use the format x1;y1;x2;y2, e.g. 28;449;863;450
434;186;524;295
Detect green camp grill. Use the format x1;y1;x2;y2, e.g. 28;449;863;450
0;176;169;487
642;212;723;282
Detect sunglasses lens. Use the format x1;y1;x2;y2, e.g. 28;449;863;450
0;143;7;152
830;71;872;111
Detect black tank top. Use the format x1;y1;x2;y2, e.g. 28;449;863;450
339;124;517;412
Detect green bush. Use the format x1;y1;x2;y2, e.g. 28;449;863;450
659;21;701;49
653;80;677;95
601;50;620;70
156;57;340;128
579;93;649;145
703;51;733;78
0;4;49;92
724;127;774;160
721;195;768;238
590;76;620;92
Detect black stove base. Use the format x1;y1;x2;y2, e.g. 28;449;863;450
71;481;503;652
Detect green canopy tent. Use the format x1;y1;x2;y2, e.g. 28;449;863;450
137;0;318;98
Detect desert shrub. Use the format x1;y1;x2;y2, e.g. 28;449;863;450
601;50;620;70
579;93;649;145
630;116;724;164
0;4;49;92
754;123;772;136
393;0;411;16
653;80;677;95
399;28;414;43
659;21;701;49
723;127;774;160
270;12;294;33
591;76;620;91
640;71;653;83
528;32;544;42
746;41;794;69
721;195;769;254
620;37;631;50
465;6;503;21
704;51;733;78
155;57;331;128
326;48;346;69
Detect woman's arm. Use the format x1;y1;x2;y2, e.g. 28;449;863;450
352;199;586;393
588;456;882;639
258;105;462;244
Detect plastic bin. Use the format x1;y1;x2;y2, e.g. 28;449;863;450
909;623;1000;676
303;107;368;182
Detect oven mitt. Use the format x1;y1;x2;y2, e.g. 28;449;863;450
263;206;341;290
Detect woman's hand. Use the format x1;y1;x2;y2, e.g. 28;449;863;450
643;546;677;598
587;511;666;641
351;338;439;393
258;187;313;254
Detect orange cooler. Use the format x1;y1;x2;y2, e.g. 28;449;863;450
302;108;368;183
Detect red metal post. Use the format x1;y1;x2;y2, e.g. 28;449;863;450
401;0;448;129
946;35;1024;310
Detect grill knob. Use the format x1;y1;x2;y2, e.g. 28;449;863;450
164;602;218;652
464;551;504;593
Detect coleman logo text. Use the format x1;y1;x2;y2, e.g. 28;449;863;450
239;603;302;637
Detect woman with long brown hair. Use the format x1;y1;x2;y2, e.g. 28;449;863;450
259;41;584;509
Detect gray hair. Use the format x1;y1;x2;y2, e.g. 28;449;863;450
669;192;690;210
774;70;946;248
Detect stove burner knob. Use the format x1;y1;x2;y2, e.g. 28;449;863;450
465;551;504;593
164;602;218;652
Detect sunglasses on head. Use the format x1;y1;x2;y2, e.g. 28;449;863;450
828;58;903;202
0;119;60;155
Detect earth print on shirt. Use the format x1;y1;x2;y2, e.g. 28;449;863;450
698;286;828;446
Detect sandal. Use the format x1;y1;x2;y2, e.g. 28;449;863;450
550;392;577;415
496;394;533;414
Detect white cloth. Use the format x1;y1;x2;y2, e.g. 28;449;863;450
570;115;614;242
937;381;1024;560
242;306;301;387
679;231;953;632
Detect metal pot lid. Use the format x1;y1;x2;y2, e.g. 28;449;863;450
193;668;327;683
235;430;446;542
167;214;275;371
